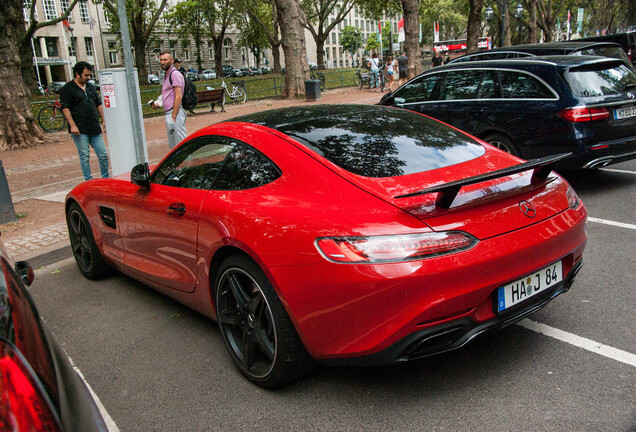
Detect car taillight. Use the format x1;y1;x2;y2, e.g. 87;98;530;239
0;341;61;432
316;232;478;263
558;107;610;122
567;186;582;210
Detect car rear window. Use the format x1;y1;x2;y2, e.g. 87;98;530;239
565;63;636;97
572;46;632;66
272;106;486;177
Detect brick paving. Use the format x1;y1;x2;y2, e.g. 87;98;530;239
2;87;385;260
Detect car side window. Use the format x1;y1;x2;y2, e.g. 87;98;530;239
212;143;281;190
439;70;483;100
394;74;442;103
499;71;554;99
153;138;236;189
477;70;499;98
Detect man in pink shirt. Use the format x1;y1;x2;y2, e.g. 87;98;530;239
152;51;187;150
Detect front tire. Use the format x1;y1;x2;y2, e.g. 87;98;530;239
38;105;66;132
234;87;247;104
66;202;111;280
214;254;308;388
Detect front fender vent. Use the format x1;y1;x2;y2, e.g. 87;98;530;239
98;206;116;229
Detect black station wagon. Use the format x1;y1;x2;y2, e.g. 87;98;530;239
379;56;636;169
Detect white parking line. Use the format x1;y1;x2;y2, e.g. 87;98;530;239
518;319;636;368
588;217;636;230
67;356;120;432
599;168;636;175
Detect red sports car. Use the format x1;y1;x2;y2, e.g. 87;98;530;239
66;105;587;387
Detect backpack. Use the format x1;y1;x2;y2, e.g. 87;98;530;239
169;69;198;110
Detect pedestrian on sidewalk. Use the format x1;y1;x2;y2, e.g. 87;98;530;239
397;51;408;87
60;61;109;181
152;51;187;151
368;52;381;91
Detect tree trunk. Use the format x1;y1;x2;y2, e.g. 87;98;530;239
315;37;327;70
0;0;44;150
275;0;308;98
133;33;148;86
401;0;422;79
466;0;485;54
271;42;282;74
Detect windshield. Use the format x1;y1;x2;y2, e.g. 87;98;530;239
565;63;636;97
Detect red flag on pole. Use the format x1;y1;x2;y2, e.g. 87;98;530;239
378;21;382;34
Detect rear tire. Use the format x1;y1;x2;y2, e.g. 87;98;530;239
483;133;520;156
214;254;308;388
234;87;247;104
66;202;111;280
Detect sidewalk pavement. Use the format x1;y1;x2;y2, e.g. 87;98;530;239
1;87;386;264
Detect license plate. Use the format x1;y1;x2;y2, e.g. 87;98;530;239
614;105;636;120
496;261;563;313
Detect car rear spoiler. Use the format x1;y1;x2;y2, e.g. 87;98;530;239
394;153;571;209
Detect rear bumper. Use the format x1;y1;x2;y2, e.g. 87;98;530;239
321;260;583;366
563;135;636;170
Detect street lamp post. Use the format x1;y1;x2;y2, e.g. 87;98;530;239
514;3;524;45
484;1;508;47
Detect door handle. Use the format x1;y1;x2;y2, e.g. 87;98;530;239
167;203;186;217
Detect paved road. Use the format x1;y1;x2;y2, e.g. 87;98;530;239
27;161;636;432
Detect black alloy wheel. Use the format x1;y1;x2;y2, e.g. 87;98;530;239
484;133;520;156
215;254;308;388
66;202;111;280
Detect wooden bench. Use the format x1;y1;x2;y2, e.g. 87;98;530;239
195;88;225;113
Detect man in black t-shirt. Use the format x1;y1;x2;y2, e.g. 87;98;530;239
60;61;109;180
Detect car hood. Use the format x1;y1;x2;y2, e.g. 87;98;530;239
330;150;572;240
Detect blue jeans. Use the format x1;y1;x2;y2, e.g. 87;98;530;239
370;70;379;88
71;133;109;180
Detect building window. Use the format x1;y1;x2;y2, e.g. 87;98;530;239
45;37;59;57
169;40;177;58
60;0;73;22
183;50;190;61
79;1;90;23
43;0;57;21
85;37;93;56
103;10;110;24
23;0;38;22
109;51;118;64
209;49;214;60
68;37;77;57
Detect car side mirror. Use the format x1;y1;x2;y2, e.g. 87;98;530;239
131;162;150;188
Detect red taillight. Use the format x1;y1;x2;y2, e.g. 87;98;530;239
0;342;60;431
316;232;478;263
558;107;610;122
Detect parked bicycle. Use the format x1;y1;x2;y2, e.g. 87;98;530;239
220;77;247;104
38;98;67;132
353;69;370;89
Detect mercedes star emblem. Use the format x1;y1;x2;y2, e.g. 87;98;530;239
519;201;536;218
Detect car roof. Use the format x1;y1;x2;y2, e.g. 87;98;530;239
451;41;623;61
430;54;624;71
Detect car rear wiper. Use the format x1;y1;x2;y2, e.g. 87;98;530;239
394;153;571;209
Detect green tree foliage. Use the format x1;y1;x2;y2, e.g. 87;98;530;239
166;0;207;71
419;0;467;44
99;0;169;84
341;25;363;55
236;16;270;67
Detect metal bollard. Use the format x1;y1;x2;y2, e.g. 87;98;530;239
0;161;18;225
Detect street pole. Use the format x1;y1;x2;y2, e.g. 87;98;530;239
116;0;146;165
